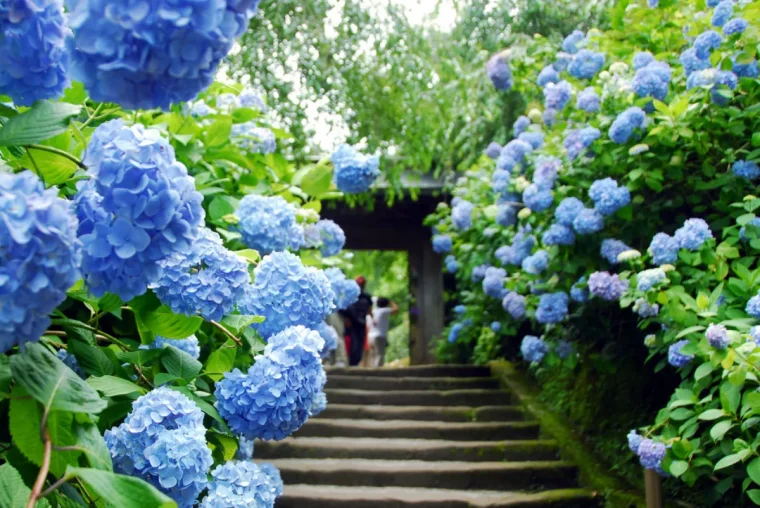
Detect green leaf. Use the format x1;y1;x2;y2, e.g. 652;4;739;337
220;314;262;335
141;306;202;339
169;386;228;431
73;422;114;471
87;376;146;397
669;460;688;478
695;362;714;381
203;339;237;381
0;463;51;508
208;432;238;462
208;195;238;221
747;458;760;485
67;467;177;508
669;408;694;421
698;409;726;421
234;249;260;265
749;490;760;505
675;326;705;339
714;452;743;471
299;163;333;197
0;355;11;398
161;347;202;381
21;148;78;185
0;101;81;146
720;381;741;414
10;343;106;414
710;419;733;441
204;118;232;148
67;340;115;377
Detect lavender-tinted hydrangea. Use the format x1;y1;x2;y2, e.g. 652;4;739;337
67;0;260;110
554;53;571;71
686;68;738;104
105;388;212;507
680;48;711;76
577;87;601;112
331;144;381;194
667;339;694;367
633;52;655;70
259;463;283;498
609;107;647;144
316;220;346;257
445;255;458;273
634;298;660;318
518;131;545;150
542;108;558;127
533;156;561;190
144;335;201;360
201;461;276;508
601;239;631;264
237;90;267;112
232;123;276;154
648;233;679;265
483;266;507;299
521;335;548;363
485;142;503;159
706;323;730;349
537;65;560;88
588;271;629;301
573;208;605;235
562;30;586;54
555;198;585;227
750;326;760;344
241;252;335;338
544;80;573;111
315;321;338;358
501;140;534;165
564;127;600;160
647;0;658;7
724;18;748;35
471;264;489;282
555;340;574;359
503;292;526;320
694;30;723;59
542;223;576;246
674;218;713;251
571;277;589;303
637;439;666;471
75;121;204;301
568;50;605;79
732;160;760;180
152;229;249;321
0;0;70;106
452;200;474;230
237;195;297;255
711;0;733;27
522;250;550;275
633;62;671;104
496;204;518;227
507;230;537;265
216;326;325;441
56;349;86;378
746;292;760;318
637;268;666;291
536;292;569;324
589;178;630;216
487;53;512;90
324;268;360;310
432;235;453;254
513;116;531;137
492;169;511;194
523;184;553;212
0;172;82;353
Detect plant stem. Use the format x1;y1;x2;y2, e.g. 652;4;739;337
27;144;86;169
26;429;52;508
49;320;129;350
40;476;71;498
210;320;243;347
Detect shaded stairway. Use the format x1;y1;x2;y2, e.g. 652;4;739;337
257;365;601;507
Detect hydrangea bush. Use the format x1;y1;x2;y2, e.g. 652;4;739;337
427;0;760;503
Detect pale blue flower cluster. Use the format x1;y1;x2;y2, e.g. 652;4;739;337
542;224;575;246
153;229;249;321
746;292;760;319
588;271;629;301
67;0;260;109
733;160;760;180
521;335;548;363
627;430;643;453
724;18;748;35
680;48;711;76
555;198;585;226
324;268;360;310
568;50;605;79
56;349;86;378
637;268;666;291
634;298;659;318
485;142;503;159
522;250;550;275
674;218;712;251
316;220;346;257
533;155;561;190
609;107;647;144
694;30;723;59
637;439;666;472
215;326;325;441
315;322;338;358
523;184;553;212
259;462;284;498
589;178;630;216
237;195;298;255
502;292;526;320
562;30;586;54
536;292;569;324
740;218;760;241
648;232;679;265
711;0;733;27
487;53;512;90
201;461;277;508
105;388;212;507
503;229;537;266
667;339;693;367
538;65;560;87
564;127;600;160
570;277;589;303
750;326;760;344
633;61;672;105
232;123;276;154
448;322;465;343
573;208;605;235
633;52;655;70
0;0;70;105
76;121;204;301
544;81;573;111
241;252;335;338
706;323;730;349
483;267;507;299
454;305;466;315
0;171;82;353
576;87;600;113
433;235;453;254
513;116;531;137
542;109;558;127
445;255;458;273
601;239;630;264
490;321;502;332
452;200;474;230
331;144;381;194
471;264;489;282
238;90;268;112
686;69;738;105
144;336;201;360
519;131;545;150
496;204;518;227
501;139;534;165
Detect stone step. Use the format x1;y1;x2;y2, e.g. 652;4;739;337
276;485;601;508
325;388;511;406
326;375;500;391
265;458;578;492
326;365;492;378
256;437;560;462
317;404;525;422
296;419;540;441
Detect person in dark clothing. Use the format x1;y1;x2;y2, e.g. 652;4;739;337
342;275;372;366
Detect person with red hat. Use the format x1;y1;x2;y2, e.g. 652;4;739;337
341;275;373;366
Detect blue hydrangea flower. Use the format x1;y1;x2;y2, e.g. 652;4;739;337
76;121;204;301
740;218;760;241
537;65;560;88
331;144;381;194
496;204;518;227
674;218;713;251
706;323;730;349
496;153;516;173
637;439;666;471
536;292;569;324
634;298;660;318
67;0;260;110
235;437;254;460
588;271;629;301
637;268;666;291
533;155;561;190
707;0;721;6
237;195;298;255
143;335;201;360
432;235;453;254
237;90;268;112
577;87;600;113
216;326;325;441
633;62;671;104
633;52;655;70
544;80;573;111
733;57;759;78
746;292;760;319
553;53;571;72
502;292;526;320
448;322;465;343
562;30;586;54
513;116;531;137
152;229;249;322
483;266;507;299
555;198;585;227
564;127;600;160
324;268;360;310
0;171;82;353
627;430;643;453
542;108;558;127
518;131;545;150
589;178;630;216
105;388;212;507
316;220;345;257
56;349;86;378
648;233;679;265
568;50;605;79
523;184;553;212
711;0;733;27
471;264;489;282
750;326;760;344
601;239;631;264
490;321;502;333
241;252;335;338
647;0;659;7
187;100;214;117
521;335;548;363
570;277;589;303
452;200;474;231
311;388;327;417
680;48;711;76
259;462;284;499
501;140;534;165
485;142;503;159
315;322;338;358
487;53;512;90
694;30;723;59
732;160;760;180
573;208;605;235
454;305;466;315
522;250;550;275
445;255;458;273
201;461;276;508
0;0;70;106
609;107;647;144
724;18;748;35
686;68;738;104
232;123;276;154
492;169;511;194
667;339;693;367
542;224;575;246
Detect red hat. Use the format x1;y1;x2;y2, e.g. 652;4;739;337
355;276;366;286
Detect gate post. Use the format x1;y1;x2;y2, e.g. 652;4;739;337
408;235;444;365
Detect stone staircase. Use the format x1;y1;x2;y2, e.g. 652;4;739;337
256;365;601;507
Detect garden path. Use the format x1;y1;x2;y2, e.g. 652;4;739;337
257;365;600;507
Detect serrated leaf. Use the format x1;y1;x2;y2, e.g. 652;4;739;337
10;343;106;414
73;422;113;472
161;347;202;381
67;467;176;508
205;118;232;148
0;101;81;146
67;340;115;377
203;339;237;381
0;463;51;508
87;376;146;397
141;306;202;339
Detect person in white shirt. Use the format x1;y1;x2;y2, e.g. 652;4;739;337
366;297;398;368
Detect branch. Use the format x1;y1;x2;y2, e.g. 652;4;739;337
27;145;86;169
210;321;243;347
26;428;52;508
